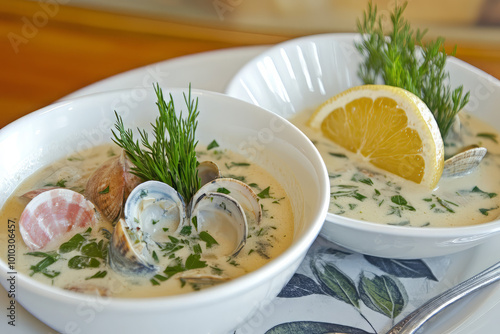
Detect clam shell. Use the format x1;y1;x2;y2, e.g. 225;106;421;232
191;192;248;257
85;151;142;223
19;189;97;250
85;153;127;223
179;269;229;287
190;177;262;224
443;146;487;178
108;218;159;276
197;161;221;186
124;180;187;242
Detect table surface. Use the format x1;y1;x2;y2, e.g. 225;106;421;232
1;1;500;129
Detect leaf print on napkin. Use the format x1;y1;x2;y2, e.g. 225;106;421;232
358;273;408;319
277;273;326;298
311;258;360;308
364;256;438;281
265;321;372;334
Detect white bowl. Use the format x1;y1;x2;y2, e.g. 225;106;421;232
226;33;500;259
0;88;329;333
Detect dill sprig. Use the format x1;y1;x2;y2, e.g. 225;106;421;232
112;84;201;201
356;1;470;141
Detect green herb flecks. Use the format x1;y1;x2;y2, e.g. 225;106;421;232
98;186;110;194
59;234;86;253
225;174;246;182
85;270;107;280
331;185;367;202
179;226;192;236
199;231;219;248
225;162;251;169
26;251;61;278
423;195;458;213
329;152;348;159
469;186;497;199
479;207;499;216
257;186;272;199
388;220;410;226
477;133;498;143
68;256;100;270
162;254;208;282
112;84;201;202
207;139;219;150
351;173;374;186
217;187;231;194
388;195;416;217
44;179;67;188
356;1;469;141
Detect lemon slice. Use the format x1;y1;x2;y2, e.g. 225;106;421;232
308;85;444;188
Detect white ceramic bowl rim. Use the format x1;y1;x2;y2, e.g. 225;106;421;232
0;87;330;308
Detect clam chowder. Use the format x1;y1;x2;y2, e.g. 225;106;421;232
291;110;500;227
0;143;294;298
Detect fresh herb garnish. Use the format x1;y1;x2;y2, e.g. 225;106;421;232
80;242;105;259
199;231;219;248
257;186;272;199
331;185;367;201
479;207;499;216
44;179;67;188
68;256;100;269
98;186;110;194
152;251;159;263
179;226;192;236
112;84;201;201
329;152;348;158
351;173;373;186
424;195;457;213
162;254;208;282
26;251;60;278
356;1;470;140
59;234;86;253
388;195;416;217
226;174;246;182
476;133;498;143
207;139;219;150
225;162;251;169
217;187;231;194
470;186;497;199
192;244;203;254
85;270;107;280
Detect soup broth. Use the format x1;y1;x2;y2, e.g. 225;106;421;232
291;110;500;227
0;144;294;298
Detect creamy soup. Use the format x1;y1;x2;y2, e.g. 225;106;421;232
0;144;293;298
291;110;500;227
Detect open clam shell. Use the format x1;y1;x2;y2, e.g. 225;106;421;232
191;192;248;257
109;173;260;276
197;161;221;186
124;180;187;243
443;146;487;178
108;218;159;276
190;178;262;224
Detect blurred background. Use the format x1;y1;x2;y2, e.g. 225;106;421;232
1;0;499;127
